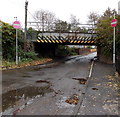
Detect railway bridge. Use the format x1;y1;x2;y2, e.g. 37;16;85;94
32;32;97;45
31;32;97;57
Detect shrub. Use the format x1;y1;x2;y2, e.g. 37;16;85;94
19;49;38;61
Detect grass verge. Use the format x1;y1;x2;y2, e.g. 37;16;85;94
1;58;53;70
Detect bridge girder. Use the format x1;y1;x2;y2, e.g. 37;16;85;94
33;33;97;45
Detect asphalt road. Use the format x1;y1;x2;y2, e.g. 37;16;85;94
2;52;119;116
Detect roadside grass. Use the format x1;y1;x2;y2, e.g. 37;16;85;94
2;58;53;70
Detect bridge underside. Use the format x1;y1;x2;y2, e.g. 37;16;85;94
33;34;96;45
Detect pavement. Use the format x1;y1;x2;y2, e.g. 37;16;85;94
76;61;120;116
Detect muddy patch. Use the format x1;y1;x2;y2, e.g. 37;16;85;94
2;86;54;112
72;78;87;85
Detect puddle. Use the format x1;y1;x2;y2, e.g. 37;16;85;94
92;88;98;90
2;86;54;112
65;94;79;105
72;78;87;85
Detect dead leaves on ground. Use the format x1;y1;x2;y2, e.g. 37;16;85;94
65;94;79;105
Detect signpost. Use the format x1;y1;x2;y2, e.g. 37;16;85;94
111;15;117;65
13;21;21;29
13;20;20;65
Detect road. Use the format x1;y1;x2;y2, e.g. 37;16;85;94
1;52;119;116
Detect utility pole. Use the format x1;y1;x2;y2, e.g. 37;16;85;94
24;0;28;52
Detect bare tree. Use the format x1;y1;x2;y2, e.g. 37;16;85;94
46;11;57;31
34;9;56;31
87;11;100;33
88;11;99;25
54;19;71;32
70;14;80;32
103;8;117;18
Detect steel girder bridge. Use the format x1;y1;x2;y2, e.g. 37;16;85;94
33;32;97;45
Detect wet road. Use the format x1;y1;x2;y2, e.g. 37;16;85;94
2;52;97;115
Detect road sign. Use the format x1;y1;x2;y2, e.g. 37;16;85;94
13;21;21;29
111;19;117;27
13;20;20;64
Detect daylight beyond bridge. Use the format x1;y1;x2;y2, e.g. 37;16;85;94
33;32;97;45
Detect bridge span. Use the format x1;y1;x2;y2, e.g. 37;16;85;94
32;32;97;45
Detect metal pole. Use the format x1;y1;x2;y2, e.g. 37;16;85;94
16;29;18;64
14;17;18;65
113;13;116;64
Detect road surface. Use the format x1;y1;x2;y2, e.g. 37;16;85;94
1;52;119;116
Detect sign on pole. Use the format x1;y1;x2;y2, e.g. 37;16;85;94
13;20;21;64
111;17;117;64
111;19;117;27
13;21;21;29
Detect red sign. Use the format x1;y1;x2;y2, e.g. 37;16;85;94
111;19;117;27
13;21;21;29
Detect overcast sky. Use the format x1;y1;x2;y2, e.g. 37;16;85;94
0;0;120;28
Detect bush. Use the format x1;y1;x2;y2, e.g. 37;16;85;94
25;51;38;60
19;50;38;61
56;45;77;56
67;47;77;56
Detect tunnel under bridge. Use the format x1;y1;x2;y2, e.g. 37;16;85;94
32;32;97;57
